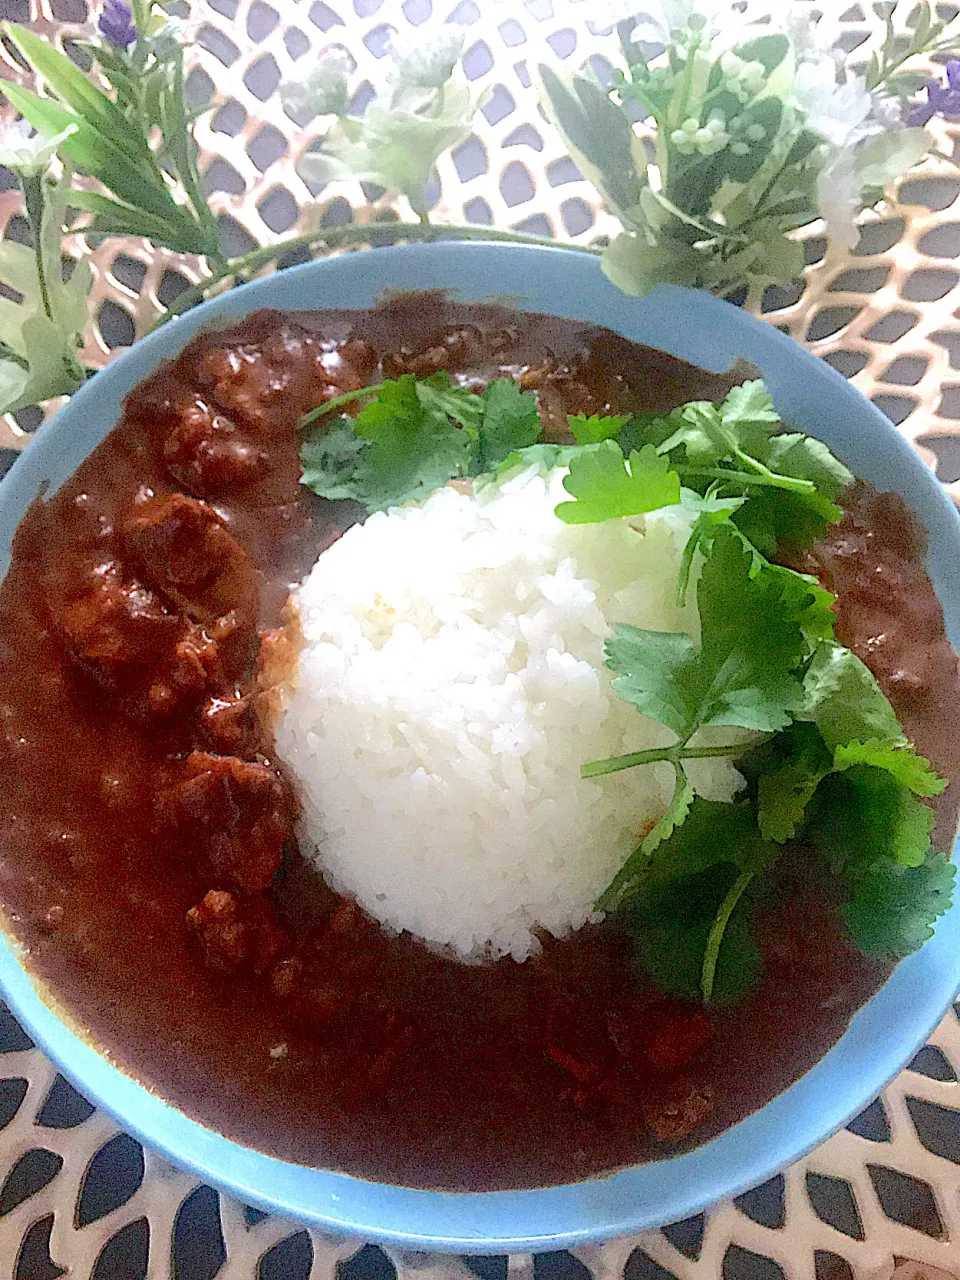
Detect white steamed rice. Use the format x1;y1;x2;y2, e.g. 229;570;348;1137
272;462;744;962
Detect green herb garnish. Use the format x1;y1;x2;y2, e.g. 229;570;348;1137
299;372;541;512
555;441;681;524
299;371;953;999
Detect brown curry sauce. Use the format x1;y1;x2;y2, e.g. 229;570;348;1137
0;298;957;1191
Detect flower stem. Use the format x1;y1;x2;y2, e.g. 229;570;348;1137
152;221;602;329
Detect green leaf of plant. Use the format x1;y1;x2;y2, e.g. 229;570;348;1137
756;561;837;645
597;766;695;913
833;738;946;797
756;722;833;842
844;852;954;958
855;127;931;191
66;188;188;244
535;63;645;220
480;442;579;488
644;797;779;881
555;439;681;524
640;765;695;857
680;526;808;733
2;84;206;251
675;488;745;606
416;371;484;435
299;417;366;501
605;624;698;739
568;412;630;446
799;641;905;751
733;33;791;75
475;378;542;470
348;374;473;511
629;864;762;1004
732;487;841;558
600;231;703;296
762;432;853;502
809;766;935;871
3;23;154;172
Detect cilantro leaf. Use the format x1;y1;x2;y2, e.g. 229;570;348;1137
764;433;853;503
809;767;935;871
844;853;955;958
799;642;905;751
834;739;946;798
656;381;782;466
732;488;842;558
645;798;779;880
475;379;542;471
555;440;681;524
675;499;837;644
719;380;783;440
676;487;745;606
596;526;810;784
618;798;777;1004
624;380;852;556
629;865;763;1005
640;766;695;858
568;412;630;445
300;373;491;513
486;443;578;483
348;375;473;511
414;371;485;434
681;526;807;734
299;417;367;501
756;722;833;843
759;563;837;646
605;626;698;738
597;768;694;913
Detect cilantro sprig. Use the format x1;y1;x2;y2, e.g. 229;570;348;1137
299;372;541;512
588;549;950;1003
297;369;953;1000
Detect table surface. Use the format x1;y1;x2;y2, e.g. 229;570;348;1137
2;2;960;1278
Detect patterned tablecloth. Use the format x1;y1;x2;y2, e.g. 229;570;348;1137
3;2;960;1277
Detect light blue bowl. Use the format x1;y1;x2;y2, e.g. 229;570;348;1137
1;242;959;1252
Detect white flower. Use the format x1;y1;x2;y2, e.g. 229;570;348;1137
0;120;77;176
791;61;875;148
784;5;844;67
389;26;464;90
298;73;477;215
611;0;764;44
816;149;861;250
281;48;353;120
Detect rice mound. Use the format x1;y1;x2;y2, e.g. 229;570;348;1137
273;464;743;962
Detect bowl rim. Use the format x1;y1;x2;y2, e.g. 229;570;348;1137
1;240;959;1253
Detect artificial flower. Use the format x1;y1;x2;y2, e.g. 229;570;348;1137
298;74;478;217
908;59;960;125
791;61;876;149
97;0;136;49
0;178;89;414
389;27;464;91
816;150;861;251
0;120;77;176
783;4;844;68
618;0;760;44
281;47;353;120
